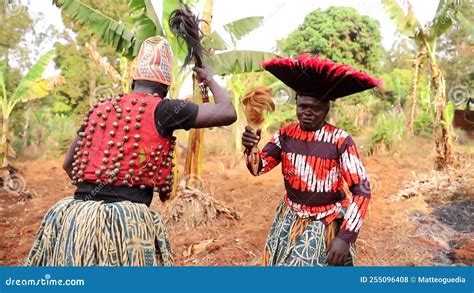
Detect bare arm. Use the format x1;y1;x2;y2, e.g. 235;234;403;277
63;135;81;179
192;66;237;128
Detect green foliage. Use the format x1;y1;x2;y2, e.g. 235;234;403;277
379;68;429;108
438;2;473;101
202;17;264;50
330;93;387;137
334;114;361;136
444;100;455;125
381;0;421;38
413;80;435;136
379;68;412;107
263;104;297;132
383;38;417;71
382;0;465;51
413;111;433;137
0;1;32;60
52;101;73;114
0;51;63;166
23;109;78;155
431;0;464;40
55;0;274;105
206;51;278;76
45;114;79;153
49;0;128;116
10;51;55;106
52;40;117;115
367;111;406;154
0;51;58;116
278;6;383;71
54;0;137;58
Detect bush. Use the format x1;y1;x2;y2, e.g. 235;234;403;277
332;114;361;136
263;104;297;132
45;114;78;154
413;111;434;137
367;111;406;154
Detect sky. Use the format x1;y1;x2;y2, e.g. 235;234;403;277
22;0;441;79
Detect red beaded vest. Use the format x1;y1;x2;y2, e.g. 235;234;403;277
71;93;175;194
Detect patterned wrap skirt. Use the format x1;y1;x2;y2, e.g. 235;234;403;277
263;199;355;266
26;197;173;266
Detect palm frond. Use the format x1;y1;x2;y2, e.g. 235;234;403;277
202;16;264;50
430;0;462;39
20;76;66;103
205;51;279;76
54;0;137;58
10;51;55;105
381;0;422;37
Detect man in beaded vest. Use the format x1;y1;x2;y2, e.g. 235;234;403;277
26;36;237;266
242;54;382;266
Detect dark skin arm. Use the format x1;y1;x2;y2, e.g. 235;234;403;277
63;135;81;179
192;66;238;128
326;237;350;266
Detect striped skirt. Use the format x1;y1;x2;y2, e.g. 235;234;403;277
26;197;173;266
263;200;355;266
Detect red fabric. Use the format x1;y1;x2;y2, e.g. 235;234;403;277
73;93;174;188
244;122;372;243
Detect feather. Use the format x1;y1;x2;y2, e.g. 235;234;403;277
261;54;383;100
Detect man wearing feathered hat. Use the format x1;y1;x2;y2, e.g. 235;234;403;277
26;36;237;266
242;54;382;266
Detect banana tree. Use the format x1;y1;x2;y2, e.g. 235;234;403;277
0;51;65;168
53;0;275;93
85;42;133;94
53;0;277;186
382;0;467;170
383;1;426;135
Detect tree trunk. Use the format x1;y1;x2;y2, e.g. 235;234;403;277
22;107;30;148
2;115;10;168
430;58;454;170
88;37;98;107
184;0;214;188
184;77;205;187
407;46;426;135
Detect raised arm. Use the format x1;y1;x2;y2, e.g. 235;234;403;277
192;66;237;128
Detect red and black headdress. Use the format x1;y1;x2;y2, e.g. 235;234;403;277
262;54;382;101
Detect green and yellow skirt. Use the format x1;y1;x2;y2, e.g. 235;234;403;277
263;199;355;266
26;197;173;266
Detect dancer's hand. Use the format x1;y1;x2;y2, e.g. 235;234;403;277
192;66;213;83
159;190;171;203
242;126;261;150
326;237;350;266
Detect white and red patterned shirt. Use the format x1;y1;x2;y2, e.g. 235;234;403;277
245;122;371;243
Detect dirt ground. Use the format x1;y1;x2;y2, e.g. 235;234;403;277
0;137;472;266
